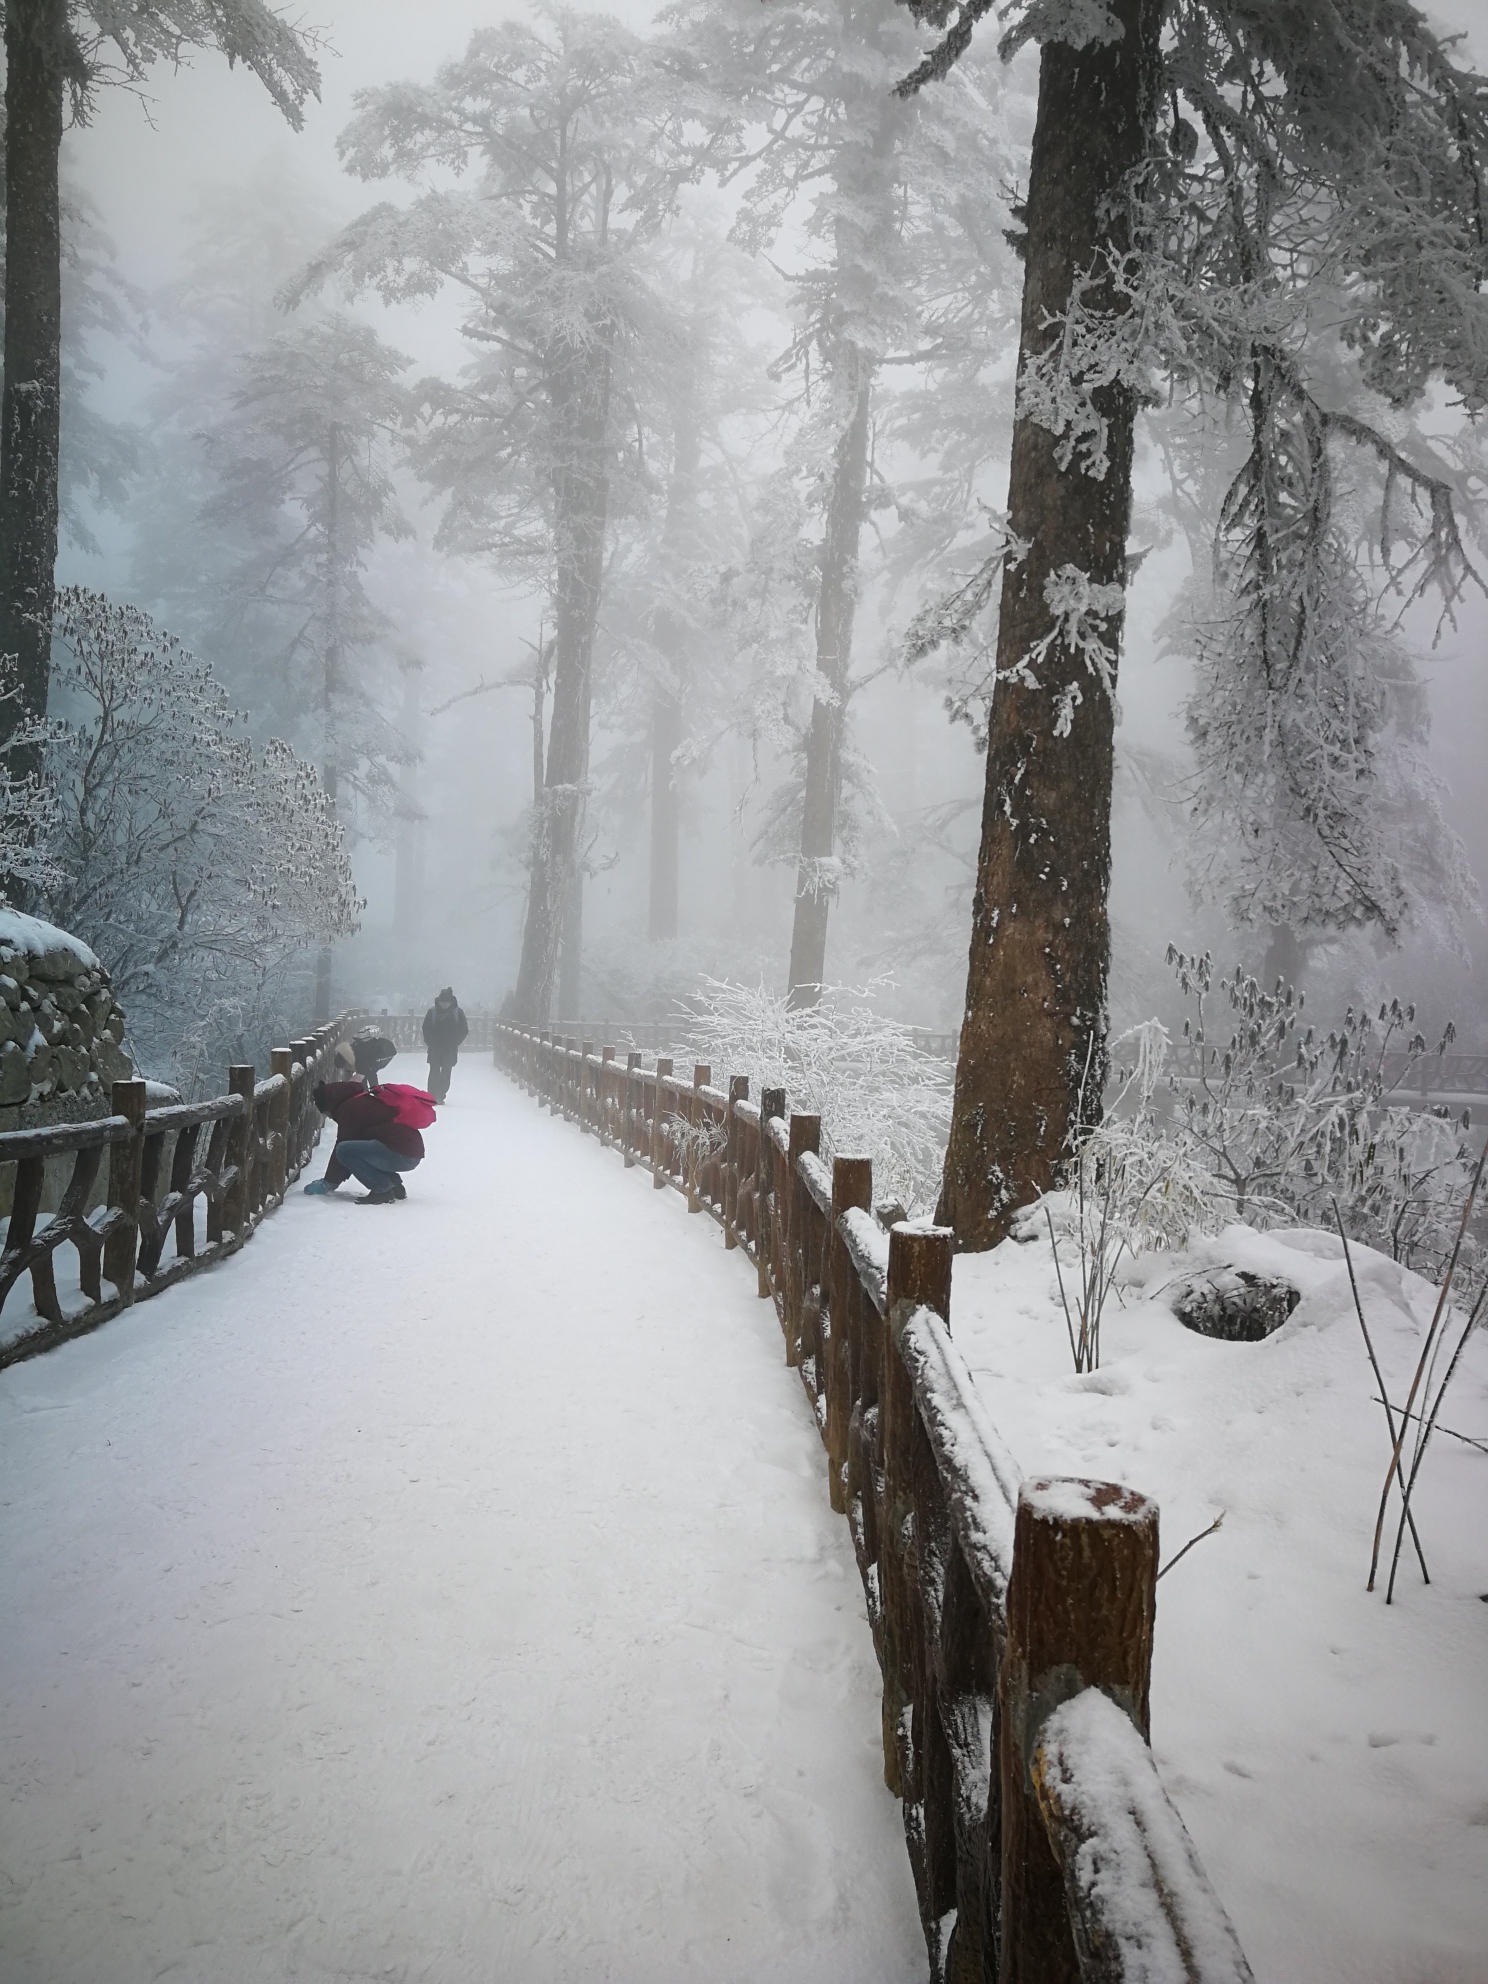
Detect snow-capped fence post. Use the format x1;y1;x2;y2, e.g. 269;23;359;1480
652;1058;673;1184
580;1042;594;1131
223;1066;256;1239
623;1052;641;1167
103;1076;147;1304
268;1049;293;1203
999;1477;1158;1984
599;1045;615;1145
688;1064;710;1212
784;1114;821;1365
724;1075;749;1248
826;1155;872;1513
757;1088;786;1300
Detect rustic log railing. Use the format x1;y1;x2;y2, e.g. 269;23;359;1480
494;1022;1253;1984
0;1016;360;1369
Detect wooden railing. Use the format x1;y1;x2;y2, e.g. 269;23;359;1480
495;1024;1254;1984
0;1016;359;1370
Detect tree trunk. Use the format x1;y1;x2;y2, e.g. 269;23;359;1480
786;361;873;1008
559;868;584;1020
0;0;66;797
314;422;343;1026
648;683;681;941
513;337;611;1026
938;0;1163;1249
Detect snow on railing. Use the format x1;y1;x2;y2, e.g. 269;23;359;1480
0;1016;361;1368
493;1023;1254;1984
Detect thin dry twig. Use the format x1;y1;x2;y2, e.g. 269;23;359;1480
1333;1199;1429;1585
1369;1131;1488;1594
1387;1279;1488;1602
1158;1512;1226;1580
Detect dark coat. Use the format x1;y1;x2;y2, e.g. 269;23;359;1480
423;999;468;1060
314;1080;425;1162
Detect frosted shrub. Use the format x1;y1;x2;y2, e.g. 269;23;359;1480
683;978;952;1214
1163;948;1475;1285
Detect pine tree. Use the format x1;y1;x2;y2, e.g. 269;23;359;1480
298;6;720;1026
908;0;1488;1247
0;0;319;805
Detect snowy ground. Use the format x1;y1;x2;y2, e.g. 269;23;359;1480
0;1057;922;1984
952;1221;1488;1984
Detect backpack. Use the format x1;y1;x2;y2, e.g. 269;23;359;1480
378;1082;438;1129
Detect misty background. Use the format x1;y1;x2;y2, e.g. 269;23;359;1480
50;0;1488;1052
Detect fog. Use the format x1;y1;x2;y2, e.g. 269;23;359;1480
49;0;1488;1048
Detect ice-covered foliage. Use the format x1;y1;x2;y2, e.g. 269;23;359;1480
201;314;415;837
1058;948;1482;1299
683;975;952;1212
39;588;360;1087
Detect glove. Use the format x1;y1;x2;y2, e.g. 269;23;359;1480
303;1177;336;1197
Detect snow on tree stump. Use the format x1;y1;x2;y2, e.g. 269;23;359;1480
0;911;134;1217
1172;1268;1300;1343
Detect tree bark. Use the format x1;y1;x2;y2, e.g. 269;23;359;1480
513;336;611;1027
938;0;1163;1248
786;361;873;1008
0;0;67;796
648;681;681;941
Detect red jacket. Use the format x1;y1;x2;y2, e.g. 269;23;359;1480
318;1081;425;1162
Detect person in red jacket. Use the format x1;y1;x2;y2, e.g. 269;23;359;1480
304;1072;425;1204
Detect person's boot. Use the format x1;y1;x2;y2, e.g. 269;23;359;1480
356;1186;401;1205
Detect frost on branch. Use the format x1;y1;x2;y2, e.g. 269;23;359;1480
42;589;360;1089
1025;565;1126;734
683;976;952;1214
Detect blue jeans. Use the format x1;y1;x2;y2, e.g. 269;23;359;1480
331;1140;420;1193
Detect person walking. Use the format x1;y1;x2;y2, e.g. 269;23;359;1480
422;987;468;1104
304;1070;428;1204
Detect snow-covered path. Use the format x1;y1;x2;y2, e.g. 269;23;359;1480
0;1058;922;1984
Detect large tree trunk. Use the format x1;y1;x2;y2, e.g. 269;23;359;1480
648;682;681;941
646;371;702;945
0;0;66;799
786;361;872;1007
938;0;1163;1248
513;336;611;1027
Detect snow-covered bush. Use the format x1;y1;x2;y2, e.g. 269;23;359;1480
682;976;952;1213
38;588;361;1090
1049;951;1480;1314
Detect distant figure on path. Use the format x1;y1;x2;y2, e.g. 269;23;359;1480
304;1066;428;1205
423;987;468;1103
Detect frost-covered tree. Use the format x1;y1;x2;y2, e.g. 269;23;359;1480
200;314;414;1018
0;0;320;791
296;6;719;1026
40;587;359;1086
908;0;1488;1247
668;0;1020;1007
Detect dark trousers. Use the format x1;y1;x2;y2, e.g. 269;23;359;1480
327;1140;420;1193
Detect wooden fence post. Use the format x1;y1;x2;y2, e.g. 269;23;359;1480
623;1051;641;1167
688;1063;710;1212
600;1045;615;1145
724;1075;749;1248
224;1065;255;1239
826;1154;873;1513
757;1087;785;1299
652;1057;673;1185
877;1223;954;1795
999;1477;1159;1984
103;1077;147;1303
580;1041;593;1130
269;1049;293;1199
784;1113;821;1364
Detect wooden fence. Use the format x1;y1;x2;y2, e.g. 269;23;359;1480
0;1016;359;1370
495;1024;1254;1984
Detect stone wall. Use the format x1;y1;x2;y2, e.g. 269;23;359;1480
0;912;135;1215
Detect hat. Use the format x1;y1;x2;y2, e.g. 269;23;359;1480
437;986;456;1002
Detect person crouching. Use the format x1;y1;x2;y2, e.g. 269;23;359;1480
304;1056;424;1204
